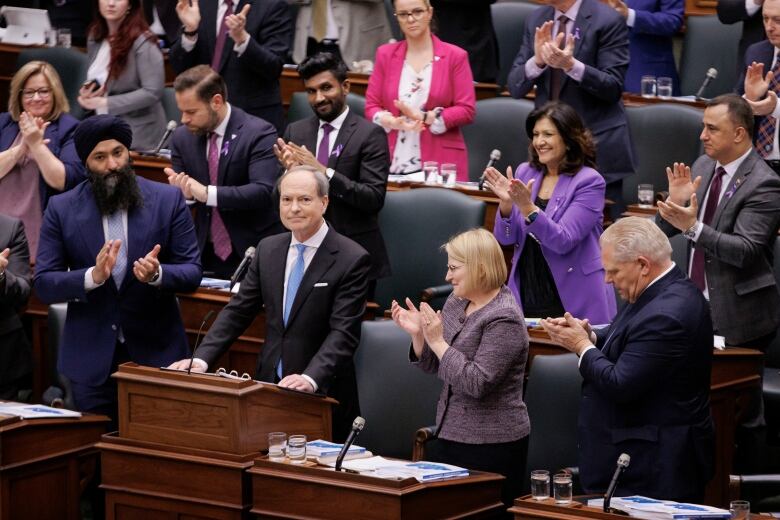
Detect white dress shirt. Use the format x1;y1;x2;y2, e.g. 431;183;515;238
317;106;349;178
205;103;232;207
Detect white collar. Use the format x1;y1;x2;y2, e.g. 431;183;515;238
320;106;350;132
212;103;232;138
290;220;329;249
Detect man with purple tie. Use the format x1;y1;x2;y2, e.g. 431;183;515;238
165;65;283;278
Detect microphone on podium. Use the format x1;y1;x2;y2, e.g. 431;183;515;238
187;310;216;374
604;453;631;513
694;68;718;101
230;246;256;291
478;149;502;191
153;120;178;155
335;416;366;472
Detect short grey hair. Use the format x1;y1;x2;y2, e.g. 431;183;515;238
600;217;672;263
277;165;330;197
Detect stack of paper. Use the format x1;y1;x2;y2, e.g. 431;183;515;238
306;439;371;464
588;496;731;519
0;402;81;419
338;456;469;482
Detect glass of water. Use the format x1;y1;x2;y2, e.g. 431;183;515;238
553;472;573;504
640;76;656;98
530;470;550;500
441;163;457;187
423;161;439;184
287;434;307;464
637;183;654;206
57;28;72;48
657;76;673;99
267;432;287;462
45;29;58;47
730;500;750;519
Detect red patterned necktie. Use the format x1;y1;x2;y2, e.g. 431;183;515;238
690;166;725;292
211;0;234;71
550;15;568;101
208;132;233;261
756;60;780;158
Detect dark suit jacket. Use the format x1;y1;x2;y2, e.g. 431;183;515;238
625;0;683;95
195;227;370;440
718;0;765;74
507;0;635;180
0;112;86;210
0;215;32;385
430;0;499;83
737;39;774;143
656;150;780;345
170;105;284;260
283;109;391;280
168;0;292;132
34;177;202;386
579;267;715;502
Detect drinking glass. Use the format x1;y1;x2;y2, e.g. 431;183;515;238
638;183;654;206
57;28;71;48
423;161;439;184
640;76;656;98
287;434;307;464
530;470;550;500
553;472;573;504
730;500;750;519
657;76;673;99
267;432;287;462
441;163;457;187
45;29;58;47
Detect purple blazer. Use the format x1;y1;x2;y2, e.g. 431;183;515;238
365;35;476;181
494;163;616;324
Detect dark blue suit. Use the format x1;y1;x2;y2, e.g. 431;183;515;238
578;267;715;501
737;39;775;150
0;112;86;210
625;0;683;95
170;106;283;264
34;177;202;390
508;0;635;183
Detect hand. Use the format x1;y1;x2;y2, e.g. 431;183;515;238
225;4;250;45
278;374;315;392
657;193;699;232
133;244;161;283
541;33;576;71
744;62;772;102
391;297;423;338
78;82;101;99
508;177;536;216
746;90;779;116
394;99;424;122
419;302;445;349
533;20;554;67
665;162;701;206
77;85;107;111
167;358;208;372
164;167;195;200
379;112;424;133
540;312;593;355
284;142;326;173
0;248;9;273
606;0;629;17
92;240;121;284
273;138;299;169
176;0;201;32
18;112;50;149
483;166;513;205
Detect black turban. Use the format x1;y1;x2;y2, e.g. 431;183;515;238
73;115;133;164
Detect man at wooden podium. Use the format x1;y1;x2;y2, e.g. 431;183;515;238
169;166;370;441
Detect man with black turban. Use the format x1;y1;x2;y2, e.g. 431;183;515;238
34;115;202;428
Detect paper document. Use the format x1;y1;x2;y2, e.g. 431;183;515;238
0;402;81;419
339;456;469;482
588;496;730;519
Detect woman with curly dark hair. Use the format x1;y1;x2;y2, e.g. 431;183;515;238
78;0;166;151
485;101;616;324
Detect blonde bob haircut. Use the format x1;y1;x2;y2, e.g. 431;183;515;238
8;61;69;121
443;228;507;294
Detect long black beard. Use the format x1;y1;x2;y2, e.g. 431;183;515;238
88;163;143;216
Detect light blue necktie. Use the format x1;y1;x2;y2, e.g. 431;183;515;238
106;211;127;285
278;244;307;379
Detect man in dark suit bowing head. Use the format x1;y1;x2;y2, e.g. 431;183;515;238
542;217;715;502
275;53;391;297
169;166;371;441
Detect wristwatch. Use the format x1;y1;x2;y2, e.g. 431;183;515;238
683;221;699;240
149;269;160;284
182;26;198;37
525;210;539;224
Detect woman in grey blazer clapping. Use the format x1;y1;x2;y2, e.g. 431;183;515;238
391;227;531;508
78;0;166;151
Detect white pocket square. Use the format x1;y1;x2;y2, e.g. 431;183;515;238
314;282;328;287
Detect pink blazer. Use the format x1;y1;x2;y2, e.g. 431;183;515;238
365;36;476;181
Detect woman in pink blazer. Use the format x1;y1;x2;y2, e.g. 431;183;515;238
365;0;476;181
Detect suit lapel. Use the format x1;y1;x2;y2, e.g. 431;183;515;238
218;109;242;185
303;117;319;156
387;42;407;116
327;111;357;169
711;152;756;228
75;187;113;288
428;36;446;109
547;174;574;220
572;0;592;58
286;230;337;327
268;234;292;328
122;181;154;291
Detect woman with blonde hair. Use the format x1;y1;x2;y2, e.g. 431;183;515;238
0;61;85;259
392;227;530;507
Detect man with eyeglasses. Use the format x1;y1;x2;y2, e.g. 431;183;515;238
169;166;370;441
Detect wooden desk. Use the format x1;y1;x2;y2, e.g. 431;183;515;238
248;457;505;519
0;413;109;520
621;203;659;219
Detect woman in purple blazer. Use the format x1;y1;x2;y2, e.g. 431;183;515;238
365;0;476;181
485;101;616;324
392;228;530;508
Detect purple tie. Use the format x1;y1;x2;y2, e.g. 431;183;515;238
317;123;334;166
211;0;234;71
690;167;725;292
208;132;232;261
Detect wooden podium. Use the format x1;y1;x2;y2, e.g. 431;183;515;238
0;413;108;520
247;458;506;519
98;363;337;520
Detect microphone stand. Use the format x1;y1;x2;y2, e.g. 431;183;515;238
187;310;215;374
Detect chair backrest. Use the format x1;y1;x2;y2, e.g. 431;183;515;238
375;188;486;312
491;1;539;88
17;47;90;120
679;16;742;97
523;353;582;492
346;93;365;119
462;97;534;181
285;92;366;125
384;0;403;41
766;238;780;367
354;320;443;459
669;232;689;270
161;86;182;126
624;103;703;205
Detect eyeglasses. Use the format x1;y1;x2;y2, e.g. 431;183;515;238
21;88;52;100
394;7;428;21
446;264;464;272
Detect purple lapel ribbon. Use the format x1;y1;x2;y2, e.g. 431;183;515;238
724;177;743;199
331;144;344;158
